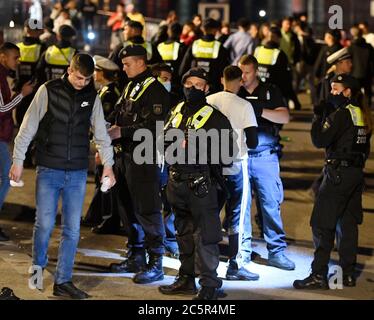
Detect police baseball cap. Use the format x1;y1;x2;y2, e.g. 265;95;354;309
331;73;361;94
125;20;144;31
94;55;120;72
58;24;76;39
119;45;147;59
327;47;352;65
182;67;208;84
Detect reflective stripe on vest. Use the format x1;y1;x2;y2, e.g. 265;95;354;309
123;77;155;102
157;42;180;61
45;45;75;66
17;42;41;63
99;86;109;99
254;46;280;66
165;102;214;130
346;104;365;127
192;39;221;59
124;41;153;61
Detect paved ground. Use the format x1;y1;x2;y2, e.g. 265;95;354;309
0;94;374;300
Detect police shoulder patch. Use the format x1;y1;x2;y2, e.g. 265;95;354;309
153;104;163;115
322;120;331;131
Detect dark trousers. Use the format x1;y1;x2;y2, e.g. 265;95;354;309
167;174;222;288
311;166;363;277
124;153;165;256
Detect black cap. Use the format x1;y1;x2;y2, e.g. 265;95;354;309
203;18;221;30
269;26;282;38
58;24;76;39
182;67;208;84
331;73;361;94
119;44;147;59
125;20;144;31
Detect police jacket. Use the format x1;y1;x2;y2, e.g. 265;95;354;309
16;37;45;87
34;74;97;170
179;35;229;93
35;40;76;83
164;98;233;173
238;82;286;153
254;41;294;101
313;43;342;80
98;82;121;118
107;68;170;154
311;102;371;165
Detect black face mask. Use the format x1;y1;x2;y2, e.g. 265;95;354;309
183;86;206;104
327;92;348;109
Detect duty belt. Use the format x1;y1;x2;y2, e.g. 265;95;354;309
169;170;209;182
325;159;363;168
248;148;277;158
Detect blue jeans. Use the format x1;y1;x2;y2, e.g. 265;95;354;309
0;142;11;211
242;152;287;260
32;166;87;284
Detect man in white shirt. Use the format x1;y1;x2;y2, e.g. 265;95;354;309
207;65;259;281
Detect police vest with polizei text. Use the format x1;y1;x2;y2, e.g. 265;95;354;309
157;41;180;61
17;42;42;77
254;46;281;82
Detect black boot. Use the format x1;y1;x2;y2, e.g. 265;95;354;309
110;249;146;273
193;287;221;300
159;275;197;295
133;254;164;284
343;275;356;287
293;273;329;290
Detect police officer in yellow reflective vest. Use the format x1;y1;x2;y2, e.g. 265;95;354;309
254;26;301;110
107;45;170;284
159;68;233;300
16;20;45;126
157;22;186;89
179;18;229;94
294;74;372;290
36;25;77;83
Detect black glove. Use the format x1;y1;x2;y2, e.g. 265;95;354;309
313;101;333;116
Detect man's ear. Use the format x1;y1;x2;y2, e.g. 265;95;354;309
220;77;224;86
204;83;210;93
67;66;72;75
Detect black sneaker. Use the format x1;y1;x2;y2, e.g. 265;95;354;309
0;287;21;300
0;228;9;241
293;273;329;290
236;267;260;281
159;275;197;295
343;275;356;287
53;282;91;300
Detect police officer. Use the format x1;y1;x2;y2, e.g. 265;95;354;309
238;54;295;271
110;20;163;89
85;56;122;234
35;25;77;83
179;18;229;94
159;68;233;300
16;20;45;126
157;22;186;90
294;74;372;289
107;45;170;284
316;47;353;104
254;26;301;110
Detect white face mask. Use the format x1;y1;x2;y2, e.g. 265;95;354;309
162;81;172;93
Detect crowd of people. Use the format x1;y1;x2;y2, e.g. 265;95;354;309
0;0;373;300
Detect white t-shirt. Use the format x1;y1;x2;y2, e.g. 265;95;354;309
207;91;257;160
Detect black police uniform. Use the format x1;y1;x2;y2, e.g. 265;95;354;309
309;99;370;279
254;41;301;110
112;59;170;282
178;34;229;94
15;36;45;125
162;96;233;297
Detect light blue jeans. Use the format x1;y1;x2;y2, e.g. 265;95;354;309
32;166;87;284
0;141;11;211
